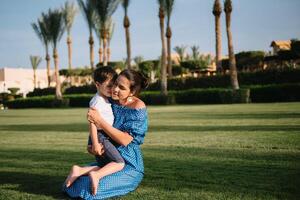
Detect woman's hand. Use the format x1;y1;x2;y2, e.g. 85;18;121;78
87;107;103;128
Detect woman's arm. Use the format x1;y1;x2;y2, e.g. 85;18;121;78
87;108;133;146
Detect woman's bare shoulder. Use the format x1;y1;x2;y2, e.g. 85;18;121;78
128;97;146;109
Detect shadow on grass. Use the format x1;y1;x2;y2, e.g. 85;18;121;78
0;171;70;199
0;146;299;199
1;124;300;133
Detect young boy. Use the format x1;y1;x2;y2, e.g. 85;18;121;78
65;67;124;195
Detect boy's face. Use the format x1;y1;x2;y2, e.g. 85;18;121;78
96;78;114;97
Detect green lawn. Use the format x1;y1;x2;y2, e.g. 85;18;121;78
0;103;299;200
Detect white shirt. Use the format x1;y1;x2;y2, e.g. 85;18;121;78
89;93;114;128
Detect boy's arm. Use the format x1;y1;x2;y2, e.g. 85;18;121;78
89;122;104;155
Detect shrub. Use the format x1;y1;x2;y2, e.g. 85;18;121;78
140;92;176;105
66;94;93;107
6;96;69;108
250;83;300;102
64;85;96;94
27;87;56;97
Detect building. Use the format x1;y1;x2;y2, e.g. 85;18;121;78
0;67;57;96
270;40;291;55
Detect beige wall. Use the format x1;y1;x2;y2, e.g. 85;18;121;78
0;67;58;96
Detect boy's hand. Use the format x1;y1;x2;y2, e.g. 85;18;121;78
92;142;104;156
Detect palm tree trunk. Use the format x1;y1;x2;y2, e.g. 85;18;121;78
103;34;108;67
166;27;172;78
159;8;167;96
53;49;62;99
107;47;111;63
99;47;103;64
67;36;72;70
124;15;131;69
46;53;51;87
89;35;94;70
225;13;239;90
33;70;37;89
215;15;222;72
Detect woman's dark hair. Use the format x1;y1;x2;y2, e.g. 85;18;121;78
119;69;149;96
93;66;117;84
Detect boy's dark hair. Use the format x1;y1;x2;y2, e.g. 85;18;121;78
93;66;117;84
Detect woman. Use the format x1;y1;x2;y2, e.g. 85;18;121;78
63;69;149;199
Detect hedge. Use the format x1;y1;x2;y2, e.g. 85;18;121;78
6;96;69;108
6;84;300;108
147;68;300;91
250;83;300;103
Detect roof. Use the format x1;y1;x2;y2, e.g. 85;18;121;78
270;40;291;50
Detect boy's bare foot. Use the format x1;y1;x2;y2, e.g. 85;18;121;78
89;171;101;196
65;165;81;187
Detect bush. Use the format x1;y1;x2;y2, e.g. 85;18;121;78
6;96;69;108
141;92;176;105
147;68;300;91
27;87;56;97
66;94;93;107
250;83;300;102
64;85;96;94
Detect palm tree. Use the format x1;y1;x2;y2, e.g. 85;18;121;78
158;0;167;95
46;9;65;99
164;0;175;78
224;0;239;90
122;0;131;69
93;14;103;64
63;1;77;70
30;56;42;89
213;0;222;72
191;45;200;60
93;0;120;66
133;55;144;69
31;17;51;87
173;45;187;63
77;0;95;69
107;19;115;63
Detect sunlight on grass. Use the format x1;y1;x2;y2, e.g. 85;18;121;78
0;103;299;199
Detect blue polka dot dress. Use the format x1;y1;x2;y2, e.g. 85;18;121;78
63;103;148;200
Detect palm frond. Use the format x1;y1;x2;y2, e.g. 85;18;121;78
46;9;66;49
165;0;175;24
30;55;42;70
94;0;120;28
32;16;51;49
122;0;130;14
63;1;78;35
77;0;96;34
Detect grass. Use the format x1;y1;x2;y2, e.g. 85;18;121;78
0;103;299;200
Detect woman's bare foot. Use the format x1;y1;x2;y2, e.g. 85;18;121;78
89;171;101;196
65;165;82;187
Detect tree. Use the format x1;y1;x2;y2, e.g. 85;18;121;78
122;0;132;69
93;13;103;64
63;1;77;70
173;45;187;62
158;0;167;95
30;56;42;89
133;55;144;69
191;45;200;60
213;0;222;72
164;0;175;78
224;0;239;90
93;0;120;66
46;9;66;99
107;19;115;63
31;16;51;87
77;0;96;69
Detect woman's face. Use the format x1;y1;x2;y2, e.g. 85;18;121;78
112;75;132;101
